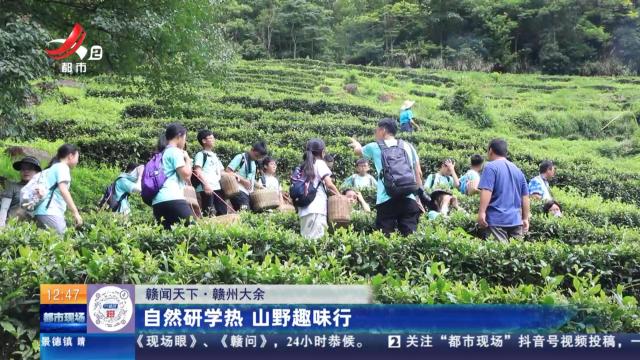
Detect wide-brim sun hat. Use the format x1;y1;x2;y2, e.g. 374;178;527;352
400;100;415;110
430;189;453;200
13;156;42;172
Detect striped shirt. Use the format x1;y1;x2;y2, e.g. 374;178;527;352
528;175;552;201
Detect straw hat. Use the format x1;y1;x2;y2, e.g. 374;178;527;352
13;156;42;172
430;189;453;200
400;100;415;110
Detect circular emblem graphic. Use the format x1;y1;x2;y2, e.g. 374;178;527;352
88;286;133;332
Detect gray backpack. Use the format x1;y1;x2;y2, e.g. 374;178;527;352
377;139;418;198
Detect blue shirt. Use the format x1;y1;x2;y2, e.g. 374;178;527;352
478;159;529;227
362;139;419;205
399;109;413;125
34;162;71;217
114;173;138;215
528;175;552;201
152;146;186;205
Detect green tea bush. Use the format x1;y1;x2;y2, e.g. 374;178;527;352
512;111;638;139
74;134;154;167
1;213;638;358
552;188;640;228
409;89;437;98
8;211;631;298
85;89;138;99
122;103;160;118
218;96;389;118
440;87;493;128
344;71;359;85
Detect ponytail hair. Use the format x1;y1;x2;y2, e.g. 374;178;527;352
302;139;325;181
155;132;168;153
155;122;186;153
47;143;78;169
165;123;187;141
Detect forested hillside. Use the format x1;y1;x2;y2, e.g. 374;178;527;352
219;0;640;74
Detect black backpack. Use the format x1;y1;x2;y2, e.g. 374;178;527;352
231;152;252;179
289;166;320;207
377;139;418;198
98;176;129;212
190;151;209;188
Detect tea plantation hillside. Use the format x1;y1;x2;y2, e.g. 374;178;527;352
1;59;640;357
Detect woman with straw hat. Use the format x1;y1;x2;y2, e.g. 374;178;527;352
399;100;420;132
0;156;41;227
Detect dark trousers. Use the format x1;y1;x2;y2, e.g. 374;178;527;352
375;197;421;236
230;192;250;211
152;200;193;230
400;123;413;132
483;225;523;243
200;190;228;216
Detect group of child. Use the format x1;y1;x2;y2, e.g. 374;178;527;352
141;124;274;230
0;118;562;242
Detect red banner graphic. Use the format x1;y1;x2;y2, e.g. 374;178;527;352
45;23;86;60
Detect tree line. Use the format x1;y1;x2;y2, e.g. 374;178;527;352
220;0;640;75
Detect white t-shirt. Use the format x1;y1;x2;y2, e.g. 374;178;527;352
194;150;224;192
261;174;280;194
298;159;331;217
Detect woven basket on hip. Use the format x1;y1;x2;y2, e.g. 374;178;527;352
220;173;241;199
199;213;241;226
250;189;280;212
328;195;351;224
277;203;296;212
184;185;202;219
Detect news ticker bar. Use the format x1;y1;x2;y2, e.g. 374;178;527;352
40;284;640;359
40;333;640;360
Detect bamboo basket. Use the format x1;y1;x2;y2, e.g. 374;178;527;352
220;173;241;199
184;185;202;219
328;195;351;224
250;189;280;212
200;213;241;226
277;203;296;212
